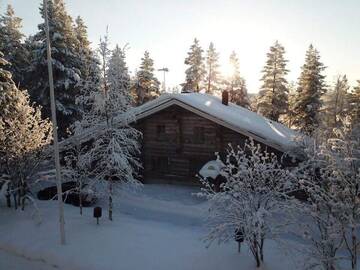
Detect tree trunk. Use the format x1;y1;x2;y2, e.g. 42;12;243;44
79;182;83;215
108;181;113;221
260;238;264;262
251;239;261;268
20;182;26;211
6;183;11;208
254;247;261;268
352;228;357;270
13;192;17;210
16;182;20;209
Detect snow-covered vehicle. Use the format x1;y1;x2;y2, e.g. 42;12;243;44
199;160;226;192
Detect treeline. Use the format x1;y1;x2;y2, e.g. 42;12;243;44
1;0;360;140
182;39;360;135
0;1;161;138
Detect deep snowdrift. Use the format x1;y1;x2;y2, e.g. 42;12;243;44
0;184;301;270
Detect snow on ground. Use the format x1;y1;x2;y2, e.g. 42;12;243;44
0;184;302;270
0;248;57;270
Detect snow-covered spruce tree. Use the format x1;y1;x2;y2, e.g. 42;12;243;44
73;16;101;118
74;16;91;80
0;5;29;88
292;45;326;135
133;51;160;105
226;51;250;108
293;136;344;270
204;42;221;95
27;0;81;138
0;52;52;210
257;41;289;122
199;140;295;268
348;80;360;127
108;45;131;95
320;75;349;135
98;30;111;95
73;36;141;221
282;82;297;127
182;38;205;92
74;16;101;92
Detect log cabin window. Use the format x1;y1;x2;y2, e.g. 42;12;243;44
156;125;166;141
193;127;205;144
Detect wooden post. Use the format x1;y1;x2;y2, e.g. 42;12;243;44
43;0;66;245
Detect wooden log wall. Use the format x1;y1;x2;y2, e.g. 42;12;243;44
134;104;282;185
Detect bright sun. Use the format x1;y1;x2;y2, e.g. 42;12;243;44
220;63;234;79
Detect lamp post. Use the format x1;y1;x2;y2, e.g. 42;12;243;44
43;0;66;245
158;67;169;92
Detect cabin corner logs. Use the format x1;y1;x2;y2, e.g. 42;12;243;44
134;104;283;185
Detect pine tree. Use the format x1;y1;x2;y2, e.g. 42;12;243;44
257;41;289;122
226;51;250;108
133;51;160;105
73;16;101;119
74;16;94;83
98;29;111;95
292;45;326;134
182;38;205;92
204;42;220;95
27;0;81;138
0;5;29;87
108;45;131;97
321;75;349;133
0;52;52;209
348;80;360;126
282;82;297;127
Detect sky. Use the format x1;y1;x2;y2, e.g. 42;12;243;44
1;0;359;93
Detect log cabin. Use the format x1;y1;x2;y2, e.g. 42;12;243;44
131;92;298;185
60;91;298;185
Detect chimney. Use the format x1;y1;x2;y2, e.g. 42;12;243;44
222;90;229;106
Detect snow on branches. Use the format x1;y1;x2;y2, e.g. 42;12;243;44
67;34;142;221
0;52;52;211
199;139;295;268
294;117;360;270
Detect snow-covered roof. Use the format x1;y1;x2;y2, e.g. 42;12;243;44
133;93;298;152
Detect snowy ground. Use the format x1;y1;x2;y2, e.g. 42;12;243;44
0;184;303;270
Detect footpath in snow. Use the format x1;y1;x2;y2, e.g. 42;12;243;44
0;184;301;270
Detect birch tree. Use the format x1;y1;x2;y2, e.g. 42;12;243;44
72;33;142;221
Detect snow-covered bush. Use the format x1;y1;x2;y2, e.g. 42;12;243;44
199;140;295;268
327;118;360;270
294;118;360;270
294;139;344;270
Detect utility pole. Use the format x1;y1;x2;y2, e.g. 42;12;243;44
158;67;169;92
43;0;66;245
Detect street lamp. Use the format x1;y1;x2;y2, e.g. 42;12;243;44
158;67;169;92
